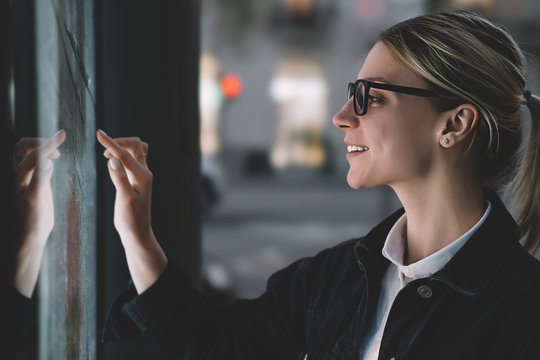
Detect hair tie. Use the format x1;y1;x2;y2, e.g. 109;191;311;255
522;90;532;105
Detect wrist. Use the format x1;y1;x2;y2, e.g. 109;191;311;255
14;241;46;298
118;227;156;250
121;230;168;293
16;235;47;257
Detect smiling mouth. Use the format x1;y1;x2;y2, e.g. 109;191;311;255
347;145;369;153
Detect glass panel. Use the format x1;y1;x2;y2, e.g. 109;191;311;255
35;0;96;358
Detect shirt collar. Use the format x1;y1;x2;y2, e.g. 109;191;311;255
354;188;520;297
381;201;492;287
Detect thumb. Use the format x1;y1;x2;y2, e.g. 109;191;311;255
107;157;135;195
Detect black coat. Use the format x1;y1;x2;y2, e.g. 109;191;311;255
102;188;540;359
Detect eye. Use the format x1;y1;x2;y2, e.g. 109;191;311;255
368;95;383;104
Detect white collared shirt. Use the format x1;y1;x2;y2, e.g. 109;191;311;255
361;201;492;359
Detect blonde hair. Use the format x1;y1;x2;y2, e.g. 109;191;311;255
379;11;540;254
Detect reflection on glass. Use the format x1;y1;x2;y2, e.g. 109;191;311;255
13;130;66;298
8;130;66;359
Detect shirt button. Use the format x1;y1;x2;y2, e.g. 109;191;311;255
417;284;433;298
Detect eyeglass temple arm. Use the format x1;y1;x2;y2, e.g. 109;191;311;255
369;82;435;97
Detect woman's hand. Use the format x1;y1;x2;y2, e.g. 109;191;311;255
96;130;167;293
97;130;153;243
14;129;66;298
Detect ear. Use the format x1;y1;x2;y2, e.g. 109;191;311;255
439;104;479;148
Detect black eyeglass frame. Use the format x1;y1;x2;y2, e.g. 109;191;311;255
347;79;437;116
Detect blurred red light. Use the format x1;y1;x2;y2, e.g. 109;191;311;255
220;73;243;99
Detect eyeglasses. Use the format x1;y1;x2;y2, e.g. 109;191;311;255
347;79;436;116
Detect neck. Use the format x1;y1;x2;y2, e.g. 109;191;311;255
391;176;486;265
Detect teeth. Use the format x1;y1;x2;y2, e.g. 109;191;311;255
347;145;369;153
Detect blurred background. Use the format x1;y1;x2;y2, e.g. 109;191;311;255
198;0;540;299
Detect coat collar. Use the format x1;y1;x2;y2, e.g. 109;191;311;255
354;188;521;297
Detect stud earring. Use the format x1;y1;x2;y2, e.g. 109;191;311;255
441;138;449;146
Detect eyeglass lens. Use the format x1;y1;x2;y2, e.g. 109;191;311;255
348;81;366;115
356;81;365;114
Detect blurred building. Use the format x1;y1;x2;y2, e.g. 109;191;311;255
269;56;328;170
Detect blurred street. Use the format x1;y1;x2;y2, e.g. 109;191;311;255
202;173;402;299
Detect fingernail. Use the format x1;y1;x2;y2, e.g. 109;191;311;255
103;149;110;157
98;129;108;136
110;158;121;170
39;158;52;171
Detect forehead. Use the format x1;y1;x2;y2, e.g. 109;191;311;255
357;41;428;88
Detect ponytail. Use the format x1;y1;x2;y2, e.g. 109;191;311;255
506;91;540;254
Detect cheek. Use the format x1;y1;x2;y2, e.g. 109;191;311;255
346;106;439;189
373;115;436;175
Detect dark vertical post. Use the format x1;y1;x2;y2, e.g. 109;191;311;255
97;1;201;358
12;0;36;138
1;0;16;294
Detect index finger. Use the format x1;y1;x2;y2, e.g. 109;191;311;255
15;130;66;192
37;129;67;157
15;130;66;163
96;130;146;173
16;130;66;169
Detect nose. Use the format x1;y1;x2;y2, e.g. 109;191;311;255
332;99;358;130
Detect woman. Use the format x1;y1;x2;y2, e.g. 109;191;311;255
97;10;540;359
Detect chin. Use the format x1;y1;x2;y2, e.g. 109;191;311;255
346;170;384;190
346;173;366;190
